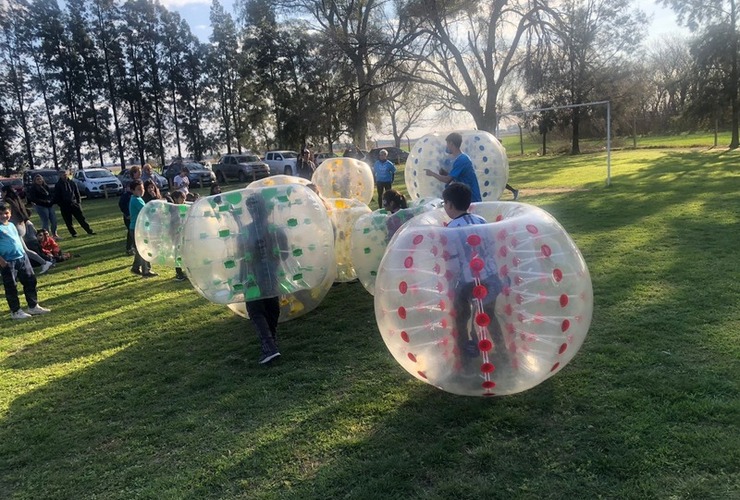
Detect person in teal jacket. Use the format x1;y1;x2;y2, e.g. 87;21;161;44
129;180;157;278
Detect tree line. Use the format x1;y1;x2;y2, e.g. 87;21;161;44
0;0;737;172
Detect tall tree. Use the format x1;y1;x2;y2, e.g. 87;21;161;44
524;0;646;153
280;0;416;147
660;0;739;147
90;0;127;167
0;0;36;169
209;0;239;154
401;0;556;133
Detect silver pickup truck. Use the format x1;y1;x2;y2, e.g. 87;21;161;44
264;151;299;176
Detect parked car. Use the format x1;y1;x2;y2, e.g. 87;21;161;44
366;147;409;165
213;154;270;183
23;169;61;193
263;151;299;176
0;177;26;199
73;168;124;198
163;161;216;188
118;168;170;192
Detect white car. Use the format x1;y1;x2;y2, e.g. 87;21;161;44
73;168;124;198
264;151;299;175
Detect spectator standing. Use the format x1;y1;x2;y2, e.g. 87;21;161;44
118;166;141;255
28;174;60;239
129;180;156;278
296;150;316;179
373;149;396;209
143;179;162;203
54;170;95;237
424;132;482;203
0;201;51;320
173;167;190;196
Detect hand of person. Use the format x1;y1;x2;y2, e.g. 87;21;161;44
424;169;434;176
0;257;6;268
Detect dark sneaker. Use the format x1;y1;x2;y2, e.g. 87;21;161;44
174;274;187;281
259;352;281;364
142;271;159;278
130;268;142;275
87;230;96;235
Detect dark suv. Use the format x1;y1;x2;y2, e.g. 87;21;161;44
213;154;270;183
163;161;215;188
23;169;61;192
366;147;409;165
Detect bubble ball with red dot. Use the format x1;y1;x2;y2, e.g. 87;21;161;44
405;130;510;202
312;157;374;205
374;202;592;397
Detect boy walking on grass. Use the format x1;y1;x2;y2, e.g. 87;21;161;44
0;201;51;320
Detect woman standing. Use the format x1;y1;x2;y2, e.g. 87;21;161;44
28;174;60;239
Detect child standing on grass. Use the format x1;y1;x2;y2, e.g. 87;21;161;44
169;190;187;281
129;180;157;278
0;201;51;320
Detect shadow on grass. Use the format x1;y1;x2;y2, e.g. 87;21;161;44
0;154;738;498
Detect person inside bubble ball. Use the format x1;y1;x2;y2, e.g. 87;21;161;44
382;189;408;239
239;192;290;365
442;182;508;374
425;132;482;203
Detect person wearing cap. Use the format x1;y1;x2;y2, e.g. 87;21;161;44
296;149;316;180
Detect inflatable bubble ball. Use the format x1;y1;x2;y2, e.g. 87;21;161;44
249;175;312;189
351;204;436;295
374;202;593;397
405;130;509;202
312;158;374;204
325;198;372;282
180;184;335;304
135;199;190;267
227;263;337;322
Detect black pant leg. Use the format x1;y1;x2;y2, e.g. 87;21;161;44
60;206;76;236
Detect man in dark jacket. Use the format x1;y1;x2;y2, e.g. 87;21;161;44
54;170;94;238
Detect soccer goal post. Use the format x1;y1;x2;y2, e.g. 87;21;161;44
498;100;612;186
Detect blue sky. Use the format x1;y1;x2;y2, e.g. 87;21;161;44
166;0;689;44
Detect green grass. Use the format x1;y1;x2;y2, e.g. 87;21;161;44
1;151;739;499
500;130;735;156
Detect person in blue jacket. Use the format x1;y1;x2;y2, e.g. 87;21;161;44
373;149;396;209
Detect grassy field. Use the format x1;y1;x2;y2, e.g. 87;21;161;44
500;130;735;156
0;147;738;499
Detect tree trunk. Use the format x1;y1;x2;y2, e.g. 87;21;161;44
571;106;581;155
33;58;58;170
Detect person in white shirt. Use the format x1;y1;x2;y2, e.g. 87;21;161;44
173;167;190;195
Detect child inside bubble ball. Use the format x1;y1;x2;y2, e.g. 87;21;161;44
442;182;509;374
239;192;291;365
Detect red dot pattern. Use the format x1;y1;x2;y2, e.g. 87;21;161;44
380;208;590;398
